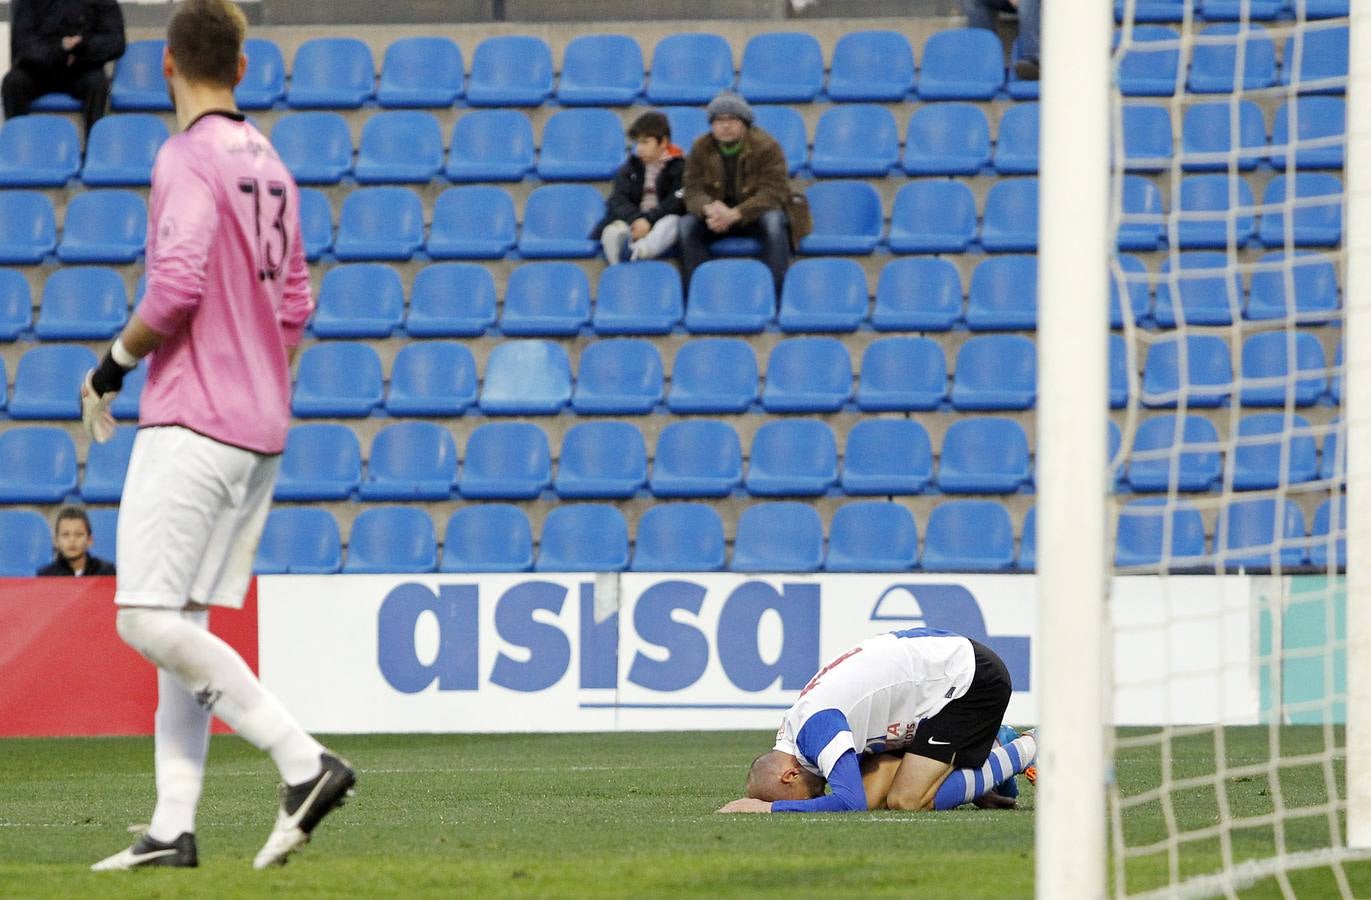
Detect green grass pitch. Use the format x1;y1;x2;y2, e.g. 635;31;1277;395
1;728;1368;897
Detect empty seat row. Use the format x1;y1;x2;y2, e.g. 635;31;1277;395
1119;0;1347;22
1114;250;1340;326
1117;23;1348;97
0;190;145;265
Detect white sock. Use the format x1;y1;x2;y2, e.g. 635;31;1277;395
116;608;325;787
147;610;211;842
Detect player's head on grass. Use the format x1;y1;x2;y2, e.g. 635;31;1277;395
163;0;247;112
745;750;826;803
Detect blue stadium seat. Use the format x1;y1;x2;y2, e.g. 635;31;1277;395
918;28;1004;100
631;504;727;572
951;334;1036;411
593;261;683;334
737;32;823;102
479;340;572;414
56;190;146;263
1115;498;1209;570
1270;97;1345;170
555;421;648;499
1110;333;1131;409
1187;24;1277;93
856;336;948;412
825;502;918;572
501;262;591;336
517;185;602;259
1246;251;1338;322
799;181;883;255
81;424;136;502
333;187;424;261
343;507;437;574
840;419;934;495
1117;26;1181;96
35;266;127;340
110;364;145;421
572;338;664;414
873;257;963;331
828;30;915;102
536;504;629;572
650;420;743;498
966;256;1037;330
81;114;168;186
666;338;758;413
993;103;1039;174
236;38;286;109
299;188;333;261
29;93;80;113
1258;173;1343;248
274;423;361;501
811;106;899;177
1175;176;1254;250
1321;418;1343;482
1126;414;1222;492
1181;100;1267;172
1118;175;1164;252
732;502;825;572
903;103;990;176
1230;413;1319;490
1109;420;1125;491
1007;36;1040;100
557;34;644;106
1331;346;1343;408
1018;505;1037;571
1199;0;1280;18
1218;497;1306;572
386;341;478;416
254;508;342;575
646;33;734;104
446;110;536;182
467;35;554;107
661;106;711;149
1290;0;1349;16
888;180;977;254
980;178;1039;252
922;500;1015;572
0;510;53;576
0;269;31;339
459;422;552;499
0;191;56;263
360;422;457;501
777;258;867;332
406;263;496;336
9;345;95;419
0;116;80;186
683;259;775;333
86;508;117;566
378;36;463;107
111;40;172;110
355;111;444;184
745;419;839;497
0;427;77;501
937;417;1032;494
312;263;404;338
536;108;624;181
441;505;534;573
1309;498;1345;570
761;337;852;413
291;342;383;417
1280;25;1347;95
751;105;807;175
1239;330;1327;407
1141;335;1234;408
1154;251;1243;327
287;38;375;108
1121;105;1172;173
426;186;516;260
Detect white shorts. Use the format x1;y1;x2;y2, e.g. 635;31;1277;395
115;426;280;610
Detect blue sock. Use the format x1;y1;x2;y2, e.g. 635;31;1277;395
933;732;1037;810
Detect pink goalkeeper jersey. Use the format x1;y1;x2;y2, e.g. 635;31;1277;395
136;111;313;455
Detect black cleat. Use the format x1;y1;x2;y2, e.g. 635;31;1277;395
252;752;356;869
92;831;198;871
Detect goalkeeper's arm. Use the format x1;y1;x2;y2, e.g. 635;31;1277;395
82;314;168;442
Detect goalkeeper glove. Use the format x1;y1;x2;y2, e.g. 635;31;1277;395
82;341;137;444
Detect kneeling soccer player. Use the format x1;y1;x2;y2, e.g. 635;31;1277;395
719;628;1036;813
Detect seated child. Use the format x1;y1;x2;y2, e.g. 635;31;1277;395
592;110;685;264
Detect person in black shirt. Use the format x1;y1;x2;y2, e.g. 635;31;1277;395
37;505;116;576
3;0;127;133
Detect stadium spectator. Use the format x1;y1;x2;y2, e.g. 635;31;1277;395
679;91;802;296
2;0;126;133
592;110;685;265
37;506;115;576
963;0;1040;81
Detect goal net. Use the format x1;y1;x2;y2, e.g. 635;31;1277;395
1037;1;1370;897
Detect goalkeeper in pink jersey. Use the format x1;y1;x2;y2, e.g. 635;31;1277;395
84;0;354;871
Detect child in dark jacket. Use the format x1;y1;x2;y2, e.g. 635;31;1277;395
592;110;685;264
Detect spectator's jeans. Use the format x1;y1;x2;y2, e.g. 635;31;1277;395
961;0;1041;61
679;209;791;296
2;64;110;133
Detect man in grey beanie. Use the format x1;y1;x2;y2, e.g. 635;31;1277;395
679;91;797;296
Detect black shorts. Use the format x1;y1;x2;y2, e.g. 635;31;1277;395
907;639;1012;767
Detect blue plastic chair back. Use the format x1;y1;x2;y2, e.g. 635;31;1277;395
536;505;630;572
82;114;169;186
1154;251;1243;326
256;508;342;574
1239;330;1327;406
593;261;683;334
35;266;127;340
0;426;77;501
1127;414;1222;491
918;28;1004;100
0;191;56;263
825;502;918;572
406;262;497;336
467;35;554;106
333;187;425;261
299;188;333;260
840;419;934;495
446;110;535;182
274;423;361;501
1182;100;1267;172
684;259;775;333
647;33;733;104
1115;498;1209;569
536;108;625;181
981;178;1040;252
479;340;572;414
9;345;96;419
501;262;591;336
751;105;808;175
355;110;444;183
761;337;852;413
828;30;914;101
0;510;54;575
288;37;375;108
344;507;437;573
441;505;534;573
378;36;463;107
57;190;147;264
290;342;384;417
1188;23;1277;93
744;419;838;496
427;186;517;260
732;502;824;572
937;418;1032;494
81;424;136;502
799;181;883;255
460;422;552;499
359;422;458;501
572;339;664;414
951;334;1037;411
557;34;644;106
1141;335;1234;408
0;116;80;186
312;263;404;338
856;336;947;412
554;421;648;499
666;338;758;413
236;38;286;109
631;504;726;571
649;420;743;498
903;103;990;175
737;32;823;102
967;256;1038;330
1271;96;1346;170
811;106;899;177
889;180;977;254
386;341;478;416
922;500;1015;572
517;184;603;259
993;103;1039;174
778;258;867;332
873;257;963;331
112;40;172;110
